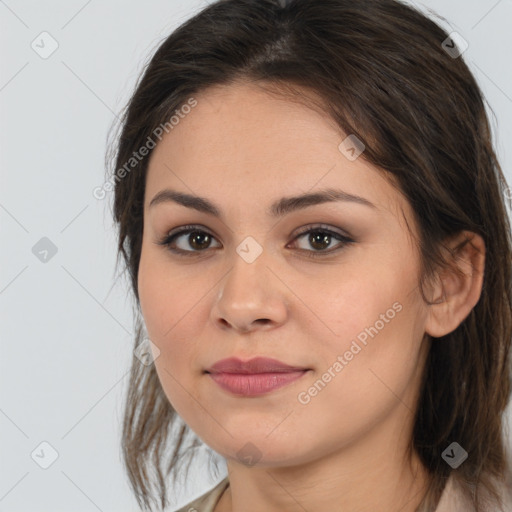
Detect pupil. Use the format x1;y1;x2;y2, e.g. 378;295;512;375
190;231;210;249
310;232;330;250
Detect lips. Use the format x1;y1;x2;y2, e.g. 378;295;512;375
205;357;309;396
206;357;307;374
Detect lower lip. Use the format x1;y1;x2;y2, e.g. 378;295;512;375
208;371;308;396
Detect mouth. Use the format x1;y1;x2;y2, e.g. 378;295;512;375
207;371;308;396
205;357;310;397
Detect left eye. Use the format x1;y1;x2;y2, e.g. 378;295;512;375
291;227;353;254
157;224;354;257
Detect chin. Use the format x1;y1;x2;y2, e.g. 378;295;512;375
199;432;315;469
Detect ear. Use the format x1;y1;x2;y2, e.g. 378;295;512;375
424;231;485;338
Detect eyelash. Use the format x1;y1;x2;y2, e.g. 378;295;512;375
156;224;355;259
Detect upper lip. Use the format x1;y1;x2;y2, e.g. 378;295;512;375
206;357;308;374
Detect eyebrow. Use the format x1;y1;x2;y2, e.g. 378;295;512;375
148;187;376;217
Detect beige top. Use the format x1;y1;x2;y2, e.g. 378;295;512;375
174;477;228;512
173;475;512;512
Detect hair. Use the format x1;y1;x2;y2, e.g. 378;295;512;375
107;0;512;510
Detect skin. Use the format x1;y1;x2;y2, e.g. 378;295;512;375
137;80;485;512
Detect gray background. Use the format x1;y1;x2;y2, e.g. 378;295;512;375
1;0;511;510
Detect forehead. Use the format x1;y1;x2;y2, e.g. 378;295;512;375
145;81;410;224
156;81;341;165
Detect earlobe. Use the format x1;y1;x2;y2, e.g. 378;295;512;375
424;231;485;339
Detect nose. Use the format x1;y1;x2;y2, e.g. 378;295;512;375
210;247;289;333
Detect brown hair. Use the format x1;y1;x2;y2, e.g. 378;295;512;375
107;0;512;510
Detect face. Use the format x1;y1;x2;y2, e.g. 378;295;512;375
138;81;431;468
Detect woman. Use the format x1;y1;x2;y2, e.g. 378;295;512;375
108;0;512;510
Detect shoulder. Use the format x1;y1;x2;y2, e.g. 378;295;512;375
436;475;512;512
173;477;230;512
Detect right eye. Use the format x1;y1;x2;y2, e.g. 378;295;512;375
156;225;221;256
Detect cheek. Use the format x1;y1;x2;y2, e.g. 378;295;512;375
315;253;419;346
308;254;425;403
137;252;201;416
137;246;210;382
315;292;425;415
138;247;194;340
138;267;168;341
292;307;425;458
